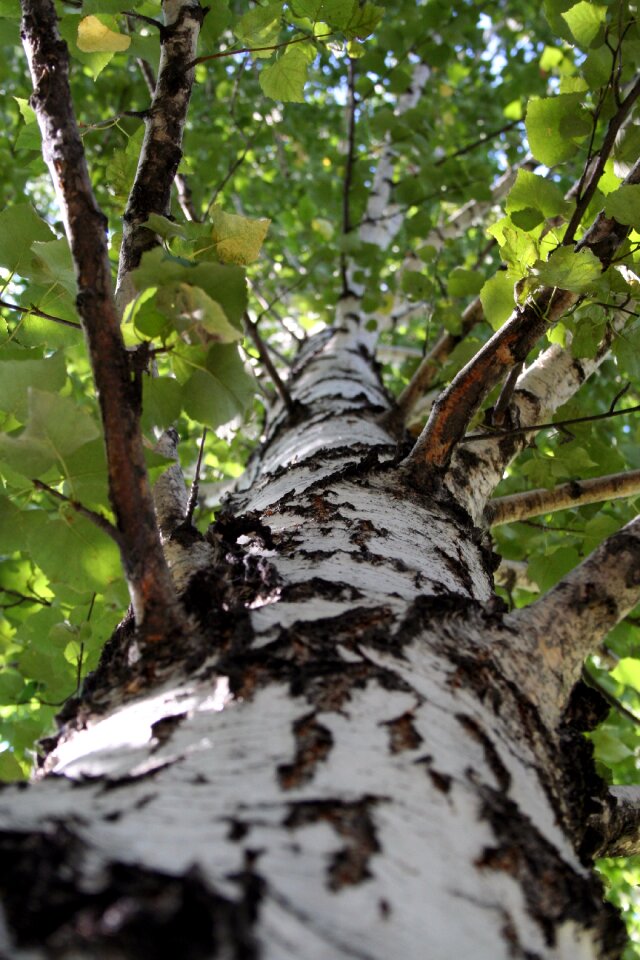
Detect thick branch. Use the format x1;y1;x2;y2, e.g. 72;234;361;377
508;513;640;724
394;297;484;423
404;158;640;478
21;0;185;642
446;304;630;522
487;468;640;526
134;52;199;222
116;0;204;306
595;787;640;858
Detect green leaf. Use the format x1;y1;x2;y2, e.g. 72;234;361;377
0;205;54;275
533;246;602;293
528;545;580;591
611;658;640;689
582;45;612;88
0;389;99;477
291;0;356;27
571;311;607;359
0;349;66;421
525;94;591;165
561;1;606;48
401;271;433;300
132;249;248;327
156;282;243;343
259;44;310;102
480;272;516;331
604;184;640;228
198;0;232;51
141;377;183;433
29;239;77;296
0;669;24;704
235;1;283;51
344;2;384;39
613;321;640;380
448;268;484;298
181;345;255;429
24;509;121;595
0;751;25;783
83;0;132;11
144;213;186;241
506;169;571;220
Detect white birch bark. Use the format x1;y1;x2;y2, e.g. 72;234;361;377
0;327;628;960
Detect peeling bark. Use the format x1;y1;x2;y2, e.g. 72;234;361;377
0;326;631;960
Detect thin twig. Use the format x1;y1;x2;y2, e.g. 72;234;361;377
122;10;164;31
189;31;331;69
244;312;294;413
34;479;121;544
206;134;259;214
0;298;81;330
185;427;207;525
464;398;640;444
434;119;521;167
564;73;640;246
340;56;358;297
582;664;640;729
492;362;523;426
0;586;51;608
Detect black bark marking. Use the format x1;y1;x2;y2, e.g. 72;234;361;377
428;769;453;793
476;787;626;958
0;826;263;959
383;711;424;753
151;712;187;748
284;797;382;891
457;713;511;793
278;712;334;788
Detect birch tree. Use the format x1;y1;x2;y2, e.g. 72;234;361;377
1;1;640;957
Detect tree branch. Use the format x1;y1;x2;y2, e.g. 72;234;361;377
244;312;294;413
0;298;81;330
33;479;120;543
116;0;205;307
465;394;640;445
340;56;357;297
445;302;631;522
21;0;186;643
507;513;640;724
393;297;484;424
564;73;640;246
190;30;329;69
594;786;640;858
403;157;640;480
133;50;199;222
185;427;207;525
487;468;640;527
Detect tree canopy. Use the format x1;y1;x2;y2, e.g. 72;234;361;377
1;0;640;950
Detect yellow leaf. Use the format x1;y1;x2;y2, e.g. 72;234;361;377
209;207;270;266
77;16;131;53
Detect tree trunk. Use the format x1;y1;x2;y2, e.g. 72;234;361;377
0;323;626;959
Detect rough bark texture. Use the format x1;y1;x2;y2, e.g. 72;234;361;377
116;0;204;307
20;0;184;642
0;323;628;960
